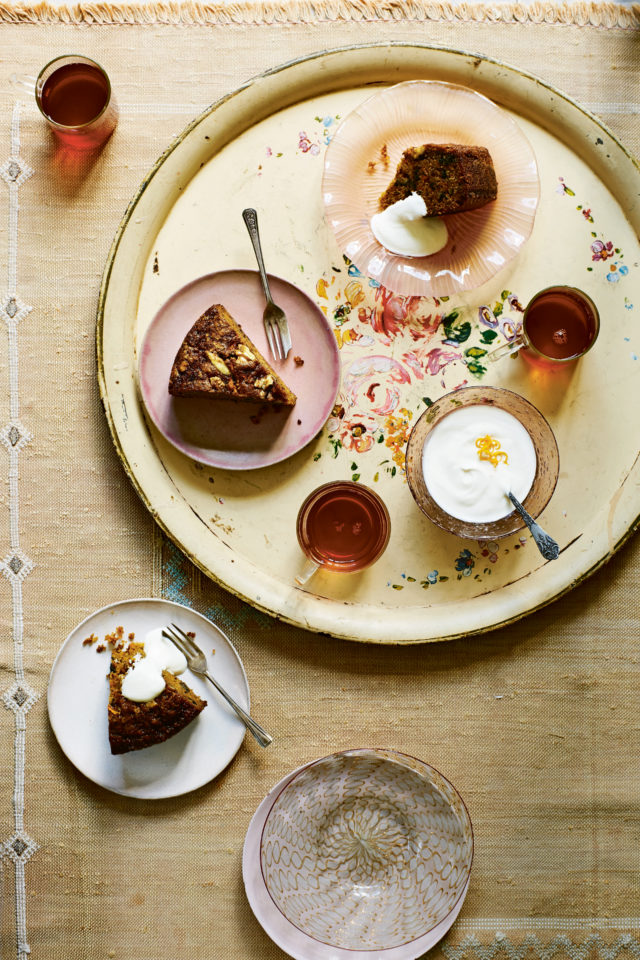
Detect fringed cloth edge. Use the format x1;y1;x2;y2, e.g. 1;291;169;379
1;0;639;27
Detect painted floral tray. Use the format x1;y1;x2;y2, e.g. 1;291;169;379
98;43;640;644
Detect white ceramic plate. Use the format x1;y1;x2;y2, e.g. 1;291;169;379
243;750;471;960
47;598;249;798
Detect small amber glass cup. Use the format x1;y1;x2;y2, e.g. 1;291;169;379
295;481;391;585
35;55;118;150
487;286;600;368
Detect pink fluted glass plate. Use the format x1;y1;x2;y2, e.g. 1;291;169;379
322;80;539;298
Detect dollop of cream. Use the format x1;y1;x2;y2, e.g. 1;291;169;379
371;192;448;257
422;406;537;523
121;627;188;702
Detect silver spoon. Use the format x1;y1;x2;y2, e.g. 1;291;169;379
506;491;559;561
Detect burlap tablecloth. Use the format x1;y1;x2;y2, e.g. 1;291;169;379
0;6;639;959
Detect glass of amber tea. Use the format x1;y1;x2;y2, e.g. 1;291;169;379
35;55;118;149
487;286;600;367
295;481;391;586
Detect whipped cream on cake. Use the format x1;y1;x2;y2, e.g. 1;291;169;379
120;627;188;702
370;192;448;257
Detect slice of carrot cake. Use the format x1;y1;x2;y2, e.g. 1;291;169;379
379;143;498;216
168;303;296;406
107;640;206;755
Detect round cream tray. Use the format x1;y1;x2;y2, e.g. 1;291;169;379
97;43;640;644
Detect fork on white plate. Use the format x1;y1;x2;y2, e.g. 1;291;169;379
163;622;273;748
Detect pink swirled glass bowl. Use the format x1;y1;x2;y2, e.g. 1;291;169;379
259;748;473;951
322;80;539;298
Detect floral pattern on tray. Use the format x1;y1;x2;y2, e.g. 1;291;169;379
315;258;528;467
558;176;633;293
306;261;537;589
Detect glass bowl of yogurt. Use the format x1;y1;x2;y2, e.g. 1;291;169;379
405;387;559;541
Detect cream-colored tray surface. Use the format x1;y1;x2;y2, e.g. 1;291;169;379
98;43;640;644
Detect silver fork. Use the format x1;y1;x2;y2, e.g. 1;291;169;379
162;623;273;748
242;207;291;361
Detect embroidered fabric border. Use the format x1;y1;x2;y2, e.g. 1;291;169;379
0;0;638;27
0;103;36;960
443;932;640;960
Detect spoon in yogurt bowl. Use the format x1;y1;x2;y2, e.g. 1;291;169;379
474;432;559;561
505;490;559;561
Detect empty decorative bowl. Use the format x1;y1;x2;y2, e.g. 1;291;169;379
405;386;559;541
259;748;473;952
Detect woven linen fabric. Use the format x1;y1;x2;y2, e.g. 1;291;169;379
0;12;639;960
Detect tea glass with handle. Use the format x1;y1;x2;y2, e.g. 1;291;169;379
486;285;600;367
295;481;391;586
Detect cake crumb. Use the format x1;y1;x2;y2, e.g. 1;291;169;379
105;626;126;650
82;633;98;646
96;644;106;653
293;356;304;366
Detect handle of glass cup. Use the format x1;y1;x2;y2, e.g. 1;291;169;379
484;331;527;364
10;74;37;99
294;558;320;586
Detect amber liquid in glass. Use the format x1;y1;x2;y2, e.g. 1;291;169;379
40;62;110;127
525;289;598;361
297;483;390;572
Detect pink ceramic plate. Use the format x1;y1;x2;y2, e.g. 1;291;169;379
323;80;539;298
243;749;472;960
138;270;340;470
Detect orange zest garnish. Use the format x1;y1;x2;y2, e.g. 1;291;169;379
475;434;509;468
